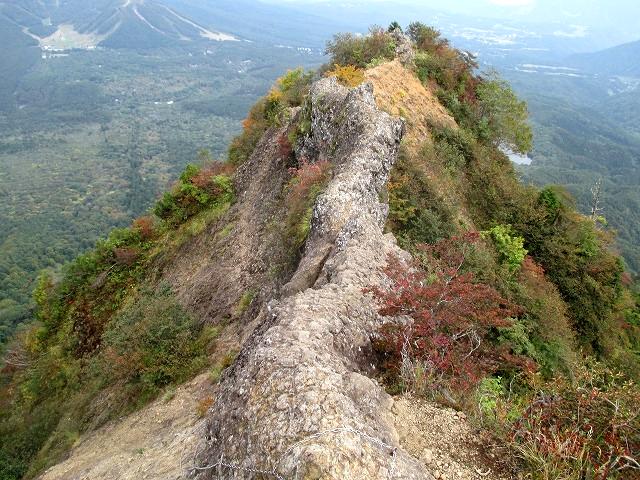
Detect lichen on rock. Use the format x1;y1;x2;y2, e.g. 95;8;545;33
189;77;436;479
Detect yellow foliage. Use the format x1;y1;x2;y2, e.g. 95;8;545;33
326;64;365;87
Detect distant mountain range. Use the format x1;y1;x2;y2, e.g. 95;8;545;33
0;0;237;50
569;39;640;76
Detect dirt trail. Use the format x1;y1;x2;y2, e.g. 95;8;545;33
393;396;513;480
39;374;212;480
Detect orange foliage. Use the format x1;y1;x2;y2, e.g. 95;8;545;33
132;216;155;240
326;64;365;87
242;117;255;130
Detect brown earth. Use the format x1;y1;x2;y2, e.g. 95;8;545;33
365;60;457;154
393;396;515;480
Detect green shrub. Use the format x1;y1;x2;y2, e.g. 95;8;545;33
484;225;528;273
387;147;456;248
0;285;208;478
278;68;313;107
154;164;233;225
326;26;396;69
100;286;206;398
476;77;533;154
407;22;448;53
228;69;313;166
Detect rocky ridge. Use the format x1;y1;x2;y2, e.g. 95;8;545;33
39;63;508;480
189;77;434;479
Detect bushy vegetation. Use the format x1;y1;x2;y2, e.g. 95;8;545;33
284;160;332;249
509;365;640;480
370;234;526;394
228;68;314;166
387;146;457;248
325;64;365;88
154;163;234;225
483;225;528;273
0;42;321;350
325;26;397;69
0;63;327;477
330;22;640;478
0;157;235;478
0;284;212;480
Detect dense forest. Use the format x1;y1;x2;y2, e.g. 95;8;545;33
506;70;640;275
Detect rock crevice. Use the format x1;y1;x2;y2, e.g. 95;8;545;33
193;77;433;479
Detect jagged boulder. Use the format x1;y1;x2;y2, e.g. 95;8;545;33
389;27;415;67
191;78;434;479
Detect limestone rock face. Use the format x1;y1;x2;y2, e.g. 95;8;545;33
192;78;433;479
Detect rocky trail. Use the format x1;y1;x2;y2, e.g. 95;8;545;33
39;60;513;480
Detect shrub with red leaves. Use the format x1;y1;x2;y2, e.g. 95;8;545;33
132;216;155;240
287;159;331;203
369;233;524;392
285;159;332;247
113;247;139;266
190;162;235;192
278;133;294;159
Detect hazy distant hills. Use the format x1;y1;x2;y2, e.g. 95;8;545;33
0;0;346;50
0;0;237;50
569;39;640;76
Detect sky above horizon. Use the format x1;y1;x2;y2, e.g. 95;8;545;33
264;0;640;36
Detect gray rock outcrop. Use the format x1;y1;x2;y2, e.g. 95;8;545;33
192;78;434;479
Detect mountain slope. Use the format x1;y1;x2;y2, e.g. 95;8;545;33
0;0;237;51
31;59;500;480
0;0;328;347
165;0;351;46
2;26;638;480
568;38;640;75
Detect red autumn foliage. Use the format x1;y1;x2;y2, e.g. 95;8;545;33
191;162;235;191
369;233;524;391
521;255;545;278
287;159;332;205
113;247;139;266
277;133;293;159
132;216;155;240
621;271;634;288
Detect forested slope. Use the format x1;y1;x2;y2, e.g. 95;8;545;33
1;24;638;480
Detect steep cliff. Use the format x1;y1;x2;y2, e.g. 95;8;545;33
6;25;637;480
190;78;420;479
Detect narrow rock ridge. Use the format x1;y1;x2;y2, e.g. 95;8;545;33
193;78;434;479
